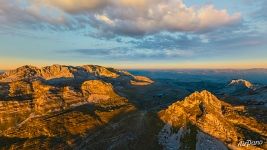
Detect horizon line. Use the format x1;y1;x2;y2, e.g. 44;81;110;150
0;64;267;71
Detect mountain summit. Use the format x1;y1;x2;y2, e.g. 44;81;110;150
158;90;267;150
228;79;253;89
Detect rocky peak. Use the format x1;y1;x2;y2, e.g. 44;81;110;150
228;79;253;88
158;90;266;149
161;90;225;123
0;65;40;82
183;90;223;113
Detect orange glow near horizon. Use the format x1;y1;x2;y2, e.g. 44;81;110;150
1;58;267;70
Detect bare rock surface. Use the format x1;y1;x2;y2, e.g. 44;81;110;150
158;90;267;150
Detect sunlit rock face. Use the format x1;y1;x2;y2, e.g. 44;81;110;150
130;76;154;86
0;101;32;131
0;65;39;82
0;64;149;115
228;79;253;89
158;90;267;150
39;65;75;80
0;65;146;149
0;64;153;86
81;65;120;78
81;80;127;107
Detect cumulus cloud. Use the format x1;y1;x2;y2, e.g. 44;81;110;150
0;0;241;36
0;0;75;30
38;0;108;13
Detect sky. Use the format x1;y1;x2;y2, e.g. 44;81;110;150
0;0;266;69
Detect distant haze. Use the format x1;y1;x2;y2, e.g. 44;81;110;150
128;69;267;84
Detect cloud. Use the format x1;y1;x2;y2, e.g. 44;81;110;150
252;1;267;20
60;47;194;60
130;33;204;50
129;25;267;56
0;0;75;30
0;0;241;36
38;0;108;13
95;14;114;26
86;0;241;36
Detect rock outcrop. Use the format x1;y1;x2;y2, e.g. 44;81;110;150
82;65;120;78
221;79;254;95
158;90;267;150
130;76;154;86
218;79;267;106
0;65;153;86
0;65;141;148
39;65;74;80
0;64;153;113
81;80;127;107
228;79;253;89
0;65;152;133
0;65;39;82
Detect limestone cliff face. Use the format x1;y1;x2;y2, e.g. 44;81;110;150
82;65;120;78
158;90;267;150
31;81;88;114
130;76;154;86
62;86;86;107
0;64;151;116
81;80;127;106
0;65;153;86
0;64;153;111
0;64;152;149
0;65;39;82
39;65;75;80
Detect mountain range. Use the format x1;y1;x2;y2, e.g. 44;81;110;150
0;65;266;150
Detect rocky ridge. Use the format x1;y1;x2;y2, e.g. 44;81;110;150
0;65;153;148
218;79;267;107
228;79;253;89
0;65;152;84
158;90;267;150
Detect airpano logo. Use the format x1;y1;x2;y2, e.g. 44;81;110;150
238;140;264;147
